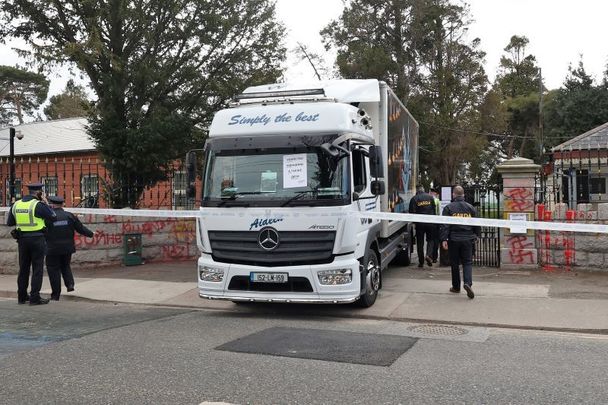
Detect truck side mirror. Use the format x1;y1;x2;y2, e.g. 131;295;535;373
371;180;385;196
369;145;384;178
186;151;197;199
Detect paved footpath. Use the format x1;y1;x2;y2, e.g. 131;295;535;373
1;261;607;334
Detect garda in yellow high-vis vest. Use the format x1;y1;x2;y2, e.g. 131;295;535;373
12;199;46;232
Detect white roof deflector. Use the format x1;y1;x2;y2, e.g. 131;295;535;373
242;79;381;103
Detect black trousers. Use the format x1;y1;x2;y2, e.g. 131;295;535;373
17;236;46;302
448;239;474;290
46;254;74;299
430;225;440;261
415;224;434;265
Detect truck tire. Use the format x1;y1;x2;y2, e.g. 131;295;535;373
393;245;411;266
357;248;380;308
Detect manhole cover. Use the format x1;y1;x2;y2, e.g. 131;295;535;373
407;324;468;336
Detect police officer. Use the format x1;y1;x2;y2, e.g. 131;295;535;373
440;185;480;299
6;182;56;305
46;196;94;300
408;185;436;268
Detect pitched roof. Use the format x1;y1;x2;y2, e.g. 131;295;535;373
552;121;608;151
0;118;95;157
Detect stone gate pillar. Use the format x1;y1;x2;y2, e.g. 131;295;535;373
497;157;541;269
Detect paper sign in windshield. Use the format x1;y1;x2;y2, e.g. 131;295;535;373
283;154;307;188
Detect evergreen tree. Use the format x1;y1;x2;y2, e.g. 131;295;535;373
1;0;286;207
0;65;49;125
322;0;488;185
43;79;90;120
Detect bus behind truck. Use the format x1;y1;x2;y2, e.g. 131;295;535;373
190;79;418;307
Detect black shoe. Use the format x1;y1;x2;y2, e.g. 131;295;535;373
418;263;424;268
67;285;74;292
432;259;437;263
464;284;474;299
425;256;433;266
29;298;50;305
50;296;60;301
449;287;460;293
18;295;30;304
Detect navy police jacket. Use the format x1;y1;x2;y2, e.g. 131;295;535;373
408;191;436;216
440;196;481;242
46;208;94;255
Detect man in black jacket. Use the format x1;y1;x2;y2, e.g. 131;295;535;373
440;186;480;299
45;196;94;300
408;185;436;268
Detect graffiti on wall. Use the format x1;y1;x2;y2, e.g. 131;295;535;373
73;215;196;261
504;188;534;212
536;205;575;271
506;235;536;264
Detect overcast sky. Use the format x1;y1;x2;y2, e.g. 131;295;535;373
277;0;608;89
1;0;606;107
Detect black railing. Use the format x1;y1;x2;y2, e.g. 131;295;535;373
0;156;196;209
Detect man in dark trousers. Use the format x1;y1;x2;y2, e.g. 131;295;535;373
440;185;480;299
45;196;94;300
6;182;56;305
408;185;436;268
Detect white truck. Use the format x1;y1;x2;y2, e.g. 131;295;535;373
190;79;419;307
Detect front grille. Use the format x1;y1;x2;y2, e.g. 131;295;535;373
208;230;336;267
228;276;313;292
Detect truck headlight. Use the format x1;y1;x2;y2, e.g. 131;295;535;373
318;269;352;285
199;265;224;282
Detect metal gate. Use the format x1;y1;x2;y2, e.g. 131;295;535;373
464;186;501;267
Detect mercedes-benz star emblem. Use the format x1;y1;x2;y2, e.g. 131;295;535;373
258;227;280;251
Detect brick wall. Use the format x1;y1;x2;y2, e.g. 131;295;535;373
0;211;198;274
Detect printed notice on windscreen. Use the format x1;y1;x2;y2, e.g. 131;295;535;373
283;154;307;188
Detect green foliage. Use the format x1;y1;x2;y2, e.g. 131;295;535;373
0;65;49;125
483;35;542;162
321;0;422;102
544;60;608;149
1;0;285;207
505;92;541;159
496;36;540;98
43;79;89;120
323;0;488;185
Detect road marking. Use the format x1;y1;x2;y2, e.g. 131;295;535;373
200;402;240;405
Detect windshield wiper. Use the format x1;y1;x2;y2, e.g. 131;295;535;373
217;199;251;207
217;191;263;207
281;189;320;207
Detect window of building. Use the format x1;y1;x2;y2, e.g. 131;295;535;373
41;176;58;197
80;174;99;207
590;177;606;194
172;170;189;209
4;178;22;204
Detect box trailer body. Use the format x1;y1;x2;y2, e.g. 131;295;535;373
195;79;418;307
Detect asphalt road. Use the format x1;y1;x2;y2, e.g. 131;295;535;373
1;298;607;405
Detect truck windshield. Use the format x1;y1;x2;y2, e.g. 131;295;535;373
202;147;349;207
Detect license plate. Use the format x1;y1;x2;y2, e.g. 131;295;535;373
250;272;288;283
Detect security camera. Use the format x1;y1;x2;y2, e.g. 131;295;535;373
15;130;24;140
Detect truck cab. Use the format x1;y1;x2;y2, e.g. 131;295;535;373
193;79;418;307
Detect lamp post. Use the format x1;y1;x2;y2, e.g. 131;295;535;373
1;127;23;205
9;127;15;204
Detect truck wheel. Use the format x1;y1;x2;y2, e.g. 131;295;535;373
357;249;380;308
393;245;411;266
